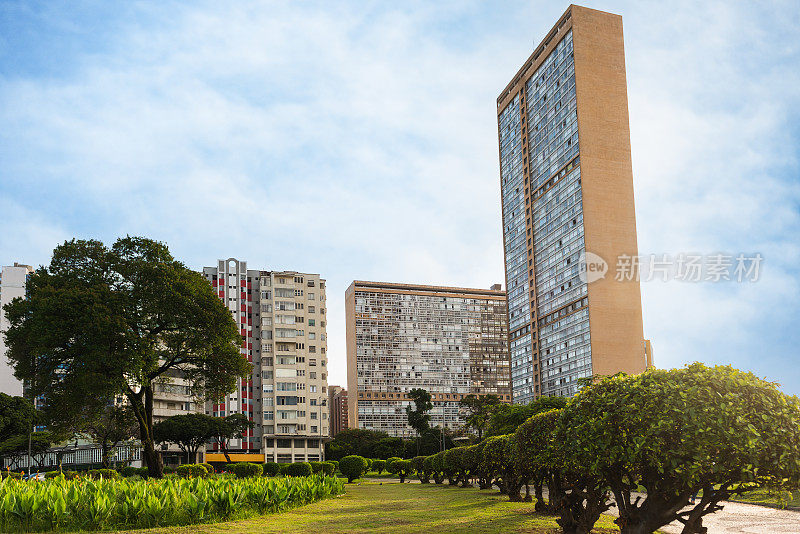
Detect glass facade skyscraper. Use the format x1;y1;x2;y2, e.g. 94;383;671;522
498;6;649;402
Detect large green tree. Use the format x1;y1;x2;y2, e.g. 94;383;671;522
459;394;501;440
154;413;218;464
3;237;250;477
559;364;800;534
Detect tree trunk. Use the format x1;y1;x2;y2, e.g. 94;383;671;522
534;481;546;512
128;385;163;478
101;442;112;469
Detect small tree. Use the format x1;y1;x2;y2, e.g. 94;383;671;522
480;435;523;501
372;459;386;474
339;455;368;483
154;413;218;464
406;388;433;454
411;456;428;483
209;413;255;463
80;405;138;468
459;394;501;440
560;363;800;534
393;459;412;483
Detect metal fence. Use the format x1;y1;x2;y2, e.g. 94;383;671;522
2;444;142;471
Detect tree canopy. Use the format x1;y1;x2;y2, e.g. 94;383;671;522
459;394;501;439
154;413;219;464
558;363;800;534
79;404;138;468
405;388;433;434
2;237;250;477
0;393;37;440
485;396;566;437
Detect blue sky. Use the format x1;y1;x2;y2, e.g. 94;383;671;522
1;1;798;394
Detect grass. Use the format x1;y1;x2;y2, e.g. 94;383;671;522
126;481;622;534
728;487;800;509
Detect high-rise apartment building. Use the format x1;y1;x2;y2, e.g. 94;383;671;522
346;281;510;437
0;263;34;396
497;5;648;402
203;259;329;462
328;386;348;437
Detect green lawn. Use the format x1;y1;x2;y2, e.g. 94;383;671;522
131;481;622;534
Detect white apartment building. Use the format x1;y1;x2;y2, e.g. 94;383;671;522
0;263;34;396
203;259;329;463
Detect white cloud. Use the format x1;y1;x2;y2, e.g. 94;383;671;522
0;1;798;391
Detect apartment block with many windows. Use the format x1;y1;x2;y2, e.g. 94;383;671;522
203;259;329;462
346;281;510;437
497;5;649;402
328;385;348;437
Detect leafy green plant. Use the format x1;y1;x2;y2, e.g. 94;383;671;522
371;459;386;474
339;456;368;483
263;462;281;476
231;462;262;479
285;462;313;477
0;471;344;531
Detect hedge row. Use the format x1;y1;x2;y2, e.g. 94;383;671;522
411;364;800;534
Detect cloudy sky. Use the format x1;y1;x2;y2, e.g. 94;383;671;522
1;1;798;394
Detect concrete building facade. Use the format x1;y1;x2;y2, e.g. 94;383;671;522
346;281;510;437
497;5;649;402
328;385;348;437
203;260;329;462
0;263;34;396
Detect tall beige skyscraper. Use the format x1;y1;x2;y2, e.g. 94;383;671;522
497;5;649;402
345;281;510;437
203;260;329;462
0;263;33;396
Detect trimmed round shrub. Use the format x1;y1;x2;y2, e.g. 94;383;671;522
309;461;324;474
163;466;177;474
385;457;402;474
87;469;119;480
232;462;262;478
201;462;215;475
393;459;412;483
412;456;428;483
372;459;386;474
321;461;336;476
365;458;374;470
177;464;208;478
430;451;446;484
330;460;339;471
121;466;139;478
263;462;281;476
285;462;313;477
339;455;368;483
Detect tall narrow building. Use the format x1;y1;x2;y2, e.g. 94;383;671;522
346;281;510;437
497;5;648;402
0;263;33;396
203;260;329;463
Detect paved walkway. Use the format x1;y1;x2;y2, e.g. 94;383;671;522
657;501;800;533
